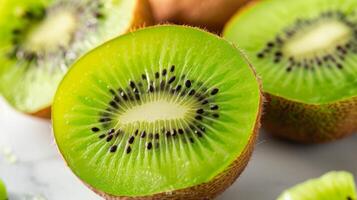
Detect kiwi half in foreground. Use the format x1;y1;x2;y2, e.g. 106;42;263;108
0;0;152;118
224;0;357;143
277;171;357;200
53;25;262;199
0;179;7;200
149;0;249;32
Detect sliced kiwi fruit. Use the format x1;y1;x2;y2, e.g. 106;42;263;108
52;25;262;199
0;179;7;200
0;0;152;118
277;171;357;200
224;0;357;143
149;0;249;32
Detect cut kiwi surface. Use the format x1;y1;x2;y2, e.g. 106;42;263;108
224;0;357;143
0;0;152;117
277;171;357;200
0;179;7;200
53;25;261;199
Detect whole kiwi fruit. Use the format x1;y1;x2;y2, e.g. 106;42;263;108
149;0;250;32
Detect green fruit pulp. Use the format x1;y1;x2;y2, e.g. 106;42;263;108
0;179;7;200
224;0;357;104
277;171;357;200
53;25;261;197
0;0;137;113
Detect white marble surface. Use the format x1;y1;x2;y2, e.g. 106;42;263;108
0;97;356;200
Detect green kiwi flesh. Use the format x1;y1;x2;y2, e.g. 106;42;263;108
0;0;147;114
0;179;7;200
277;171;357;200
224;0;357;143
52;25;261;198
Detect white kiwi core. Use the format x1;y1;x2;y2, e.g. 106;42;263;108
24;11;78;53
283;21;352;59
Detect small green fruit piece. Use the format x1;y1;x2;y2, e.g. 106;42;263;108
277;171;357;200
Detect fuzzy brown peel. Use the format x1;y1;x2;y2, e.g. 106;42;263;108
263;94;357;143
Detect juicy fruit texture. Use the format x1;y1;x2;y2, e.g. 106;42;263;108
53;25;261;198
0;0;151;115
0;179;7;200
277;171;357;200
149;0;249;32
224;0;357;143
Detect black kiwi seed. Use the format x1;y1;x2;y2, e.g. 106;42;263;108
195;130;203;137
106;135;113;142
166;131;171;137
108;129;115;135
202;100;209;105
196;109;204;114
168;76;176;84
211;88;219;95
128;136;135;144
140;131;146;138
91;127;100;132
346;196;352;200
195;115;203;120
170;65;175;72
126;146;132;154
162;69;167;76
109;101;118;109
148;85;154;92
141;74;147;80
210;105;219;110
178;129;184;134
155;72;160;79
189;138;194;143
147;142;152;150
185;80;192;88
175;85;182;92
212;113;220;118
99;134;106;139
189;90;196;96
110;145;117;153
148;133;153;139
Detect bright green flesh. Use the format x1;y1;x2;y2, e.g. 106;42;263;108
0;179;7;200
277;171;357;200
0;0;137;113
53;26;261;197
224;0;357;104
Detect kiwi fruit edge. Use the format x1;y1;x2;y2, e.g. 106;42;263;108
223;0;357;143
0;0;153;119
277;171;357;200
35;0;153;118
0;179;7;200
148;0;250;33
52;25;262;199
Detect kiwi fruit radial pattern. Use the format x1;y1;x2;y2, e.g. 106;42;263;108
0;0;152;118
224;0;357;143
277;171;357;200
53;25;262;199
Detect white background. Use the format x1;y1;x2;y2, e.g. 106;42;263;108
0;97;356;200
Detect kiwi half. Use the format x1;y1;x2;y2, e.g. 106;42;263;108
149;0;249;32
0;179;6;200
277;171;357;200
224;0;357;143
0;0;152;118
52;25;262;199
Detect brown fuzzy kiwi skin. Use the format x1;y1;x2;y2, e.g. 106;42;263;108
263;94;357;143
29;0;153;119
149;0;250;33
